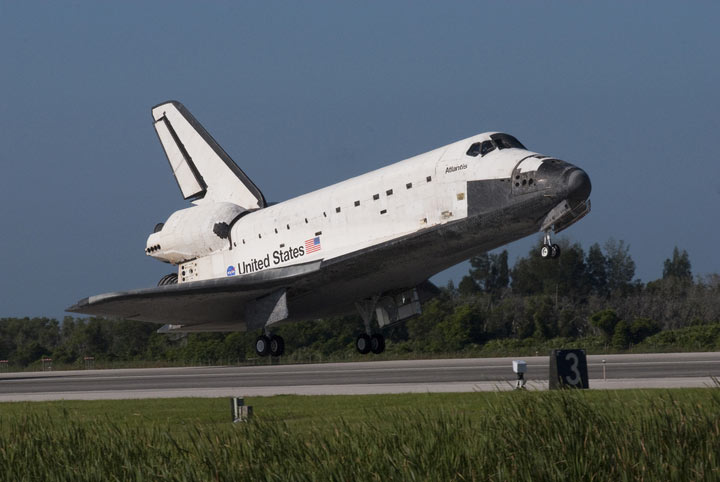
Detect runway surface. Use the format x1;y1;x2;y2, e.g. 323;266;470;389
1;352;718;401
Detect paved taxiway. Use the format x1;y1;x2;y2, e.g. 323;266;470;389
1;352;718;401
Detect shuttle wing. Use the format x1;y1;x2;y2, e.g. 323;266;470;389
152;101;266;208
68;225;446;330
68;261;322;328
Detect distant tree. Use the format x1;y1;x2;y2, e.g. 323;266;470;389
406;299;452;347
14;341;48;366
511;238;588;300
663;247;692;281
68;318;110;358
468;250;509;297
612;320;631;349
109;320;156;360
222;332;250;362
428;304;475;351
144;331;175;360
557;307;584;338
630;318;661;344
511;301;536;339
1;317;60;366
495;251;510;294
510;253;542;296
444;279;457;295
604;239;636;293
458;276;480;296
527;295;555;339
484;298;520;339
586;243;608;296
590;309;620;341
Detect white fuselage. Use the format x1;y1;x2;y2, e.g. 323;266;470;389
170;133;539;284
70;101;592;340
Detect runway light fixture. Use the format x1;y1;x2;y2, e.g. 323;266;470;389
512;360;527;389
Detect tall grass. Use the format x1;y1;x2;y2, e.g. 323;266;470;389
1;389;719;481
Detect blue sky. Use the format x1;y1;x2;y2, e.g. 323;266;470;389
1;2;718;318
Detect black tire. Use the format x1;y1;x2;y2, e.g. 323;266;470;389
540;245;551;259
551;244;561;258
370;334;385;354
356;334;371;354
255;335;271;356
269;335;285;357
157;273;178;286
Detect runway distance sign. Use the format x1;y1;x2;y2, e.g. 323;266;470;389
549;349;589;389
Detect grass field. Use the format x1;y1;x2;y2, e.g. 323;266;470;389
1;389;719;481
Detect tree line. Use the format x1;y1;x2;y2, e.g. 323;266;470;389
1;239;719;368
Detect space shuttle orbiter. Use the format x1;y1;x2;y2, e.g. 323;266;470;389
68;101;591;357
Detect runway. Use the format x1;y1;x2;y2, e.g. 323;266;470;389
1;352;718;401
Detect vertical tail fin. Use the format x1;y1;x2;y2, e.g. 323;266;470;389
151;101;266;209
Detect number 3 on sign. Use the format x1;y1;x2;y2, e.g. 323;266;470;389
549;349;588;389
565;352;581;385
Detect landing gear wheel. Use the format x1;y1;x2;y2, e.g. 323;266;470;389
269;335;285;357
255;335;271;356
370;334;385;354
356;334;371;354
541;245;551;259
551;244;561;259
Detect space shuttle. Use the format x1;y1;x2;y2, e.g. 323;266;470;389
68;101;592;357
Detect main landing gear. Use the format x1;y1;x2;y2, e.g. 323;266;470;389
355;333;386;355
541;232;561;259
255;333;285;357
355;297;386;355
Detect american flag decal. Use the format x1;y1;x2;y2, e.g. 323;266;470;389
305;236;322;254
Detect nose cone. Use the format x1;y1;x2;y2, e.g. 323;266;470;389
566;168;591;201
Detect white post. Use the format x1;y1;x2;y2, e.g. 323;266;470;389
231;397;253;423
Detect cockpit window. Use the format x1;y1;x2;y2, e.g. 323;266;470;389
467;135;523;158
480;140;495;156
466;140;497;157
466;142;482;157
490;133;525;150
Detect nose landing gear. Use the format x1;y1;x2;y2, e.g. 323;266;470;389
541;232;561;259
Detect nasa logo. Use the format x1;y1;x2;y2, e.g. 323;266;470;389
226;265;236;277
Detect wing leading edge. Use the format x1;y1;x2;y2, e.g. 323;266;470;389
67;261;322;328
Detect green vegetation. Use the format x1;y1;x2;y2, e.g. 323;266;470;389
1;240;719;369
1;389;719;480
